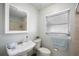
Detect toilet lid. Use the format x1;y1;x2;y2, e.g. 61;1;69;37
38;47;51;54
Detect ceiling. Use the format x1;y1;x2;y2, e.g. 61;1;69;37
30;3;54;10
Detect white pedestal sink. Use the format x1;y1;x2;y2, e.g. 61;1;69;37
6;41;36;56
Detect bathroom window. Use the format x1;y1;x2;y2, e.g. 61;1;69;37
46;9;70;34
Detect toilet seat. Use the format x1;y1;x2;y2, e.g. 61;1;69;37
38;47;51;54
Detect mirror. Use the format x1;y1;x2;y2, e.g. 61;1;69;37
9;6;27;31
5;4;27;33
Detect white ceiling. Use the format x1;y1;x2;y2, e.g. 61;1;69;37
30;3;54;10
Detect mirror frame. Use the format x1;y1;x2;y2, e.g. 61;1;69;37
5;4;28;34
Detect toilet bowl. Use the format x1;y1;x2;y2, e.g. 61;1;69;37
34;38;51;56
37;47;51;56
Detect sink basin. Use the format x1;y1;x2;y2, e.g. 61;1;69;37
6;41;36;56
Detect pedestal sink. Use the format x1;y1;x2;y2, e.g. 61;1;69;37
6;41;36;56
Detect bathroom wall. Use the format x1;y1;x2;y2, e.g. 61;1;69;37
38;3;77;55
0;3;38;55
73;13;79;55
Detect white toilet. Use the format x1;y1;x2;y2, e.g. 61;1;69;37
34;38;51;56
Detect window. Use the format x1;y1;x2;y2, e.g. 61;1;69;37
46;9;70;34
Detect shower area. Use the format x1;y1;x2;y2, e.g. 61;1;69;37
45;9;71;56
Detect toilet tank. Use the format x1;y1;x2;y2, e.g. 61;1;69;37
34;38;41;49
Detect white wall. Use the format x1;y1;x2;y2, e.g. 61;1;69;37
0;3;38;55
38;3;77;55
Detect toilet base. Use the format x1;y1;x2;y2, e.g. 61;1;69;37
36;47;51;56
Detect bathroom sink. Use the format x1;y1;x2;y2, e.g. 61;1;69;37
6;41;36;56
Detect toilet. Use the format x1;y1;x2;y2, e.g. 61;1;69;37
34;38;51;56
